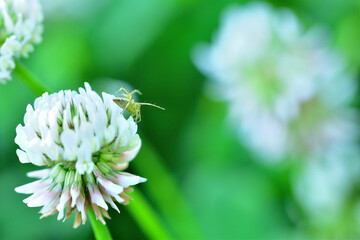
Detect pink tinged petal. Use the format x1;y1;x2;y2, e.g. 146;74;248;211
76;193;86;222
98;178;123;195
40;196;61;216
16;149;30;163
99;188;120;213
26;186;60;207
119;140;141;162
39;185;62;216
27;184;61;206
97;182;124;203
116;172;147;188
23;190;45;204
26;169;51;179
88;184;108;210
70;185;80;208
56;188;71;220
15;180;47;194
109;162;129;171
93;168;104;178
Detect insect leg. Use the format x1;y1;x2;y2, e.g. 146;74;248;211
135;111;141;122
128;89;142;96
113;87;126;95
140;102;165;110
120;99;131;114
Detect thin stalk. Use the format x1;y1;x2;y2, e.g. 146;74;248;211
88;208;113;240
128;191;172;240
134;140;203;239
13;61;47;96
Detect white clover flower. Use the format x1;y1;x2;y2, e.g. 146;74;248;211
193;2;358;162
0;0;43;83
293;146;360;224
15;82;146;227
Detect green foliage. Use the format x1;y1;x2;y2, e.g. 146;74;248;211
2;0;360;239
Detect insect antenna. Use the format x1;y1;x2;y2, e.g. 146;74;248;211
140;102;165;110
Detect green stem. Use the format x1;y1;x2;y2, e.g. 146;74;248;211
134;140;203;239
13;61;48;96
88;208;113;240
128;190;172;240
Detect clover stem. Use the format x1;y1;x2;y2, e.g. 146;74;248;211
127;190;173;240
14;61;47;96
88;207;113;240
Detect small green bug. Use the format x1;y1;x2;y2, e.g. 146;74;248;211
113;87;165;122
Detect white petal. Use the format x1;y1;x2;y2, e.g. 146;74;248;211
57;188;71;220
76;193;86;221
14;124;28;150
60;130;79;161
88;184;108;210
70;185;80;208
100;189;120;213
120;136;141;162
15;180;46;194
26;169;51;178
116;172;147;187
16;149;30;163
98;178;123;195
26;186;60;207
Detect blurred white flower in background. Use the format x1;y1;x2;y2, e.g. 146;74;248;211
193;2;358;163
15;82;146;227
0;0;43;83
193;1;360;226
293;146;360;225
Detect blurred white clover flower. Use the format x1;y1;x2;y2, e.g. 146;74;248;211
193;2;358;163
15;82;146;227
293;146;360;225
0;0;43;83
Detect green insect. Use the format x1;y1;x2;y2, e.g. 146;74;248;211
113;87;165;122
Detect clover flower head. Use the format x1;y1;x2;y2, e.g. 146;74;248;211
293;146;360;224
0;0;43;83
15;82;146;227
193;2;357;162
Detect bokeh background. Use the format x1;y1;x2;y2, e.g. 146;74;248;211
1;0;360;239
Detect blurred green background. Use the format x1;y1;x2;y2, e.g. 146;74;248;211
1;0;360;239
